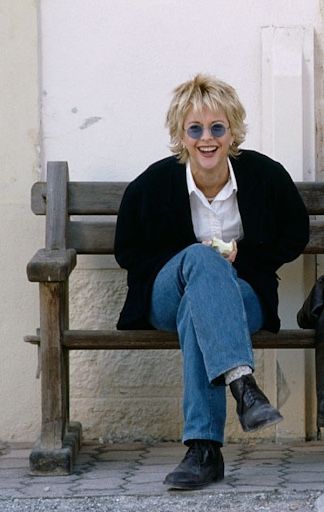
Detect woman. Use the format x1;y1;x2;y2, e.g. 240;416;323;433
114;74;309;489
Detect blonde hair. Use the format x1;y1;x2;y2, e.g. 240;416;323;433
166;74;247;162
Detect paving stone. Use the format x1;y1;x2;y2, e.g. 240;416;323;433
0;449;31;459
0;458;29;469
0;468;28;479
243;443;290;451
235;458;284;468
284;472;324;483
233;485;283;492
17;483;76;498
131;464;174;474
128;472;170;484
243;450;289;459
74;461;132;472
69;488;121;497
285;462;324;471
98;442;147;451
140;456;185;465
21;474;80;485
285;482;324;491
79;470;128;481
123;481;168;494
74;477;125;490
97;451;144;461
0;488;26;499
0;440;324;506
288;454;324;464
233;473;282;485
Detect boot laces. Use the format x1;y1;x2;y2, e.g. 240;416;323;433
244;379;267;407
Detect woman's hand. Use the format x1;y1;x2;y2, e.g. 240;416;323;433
202;238;238;263
226;240;237;263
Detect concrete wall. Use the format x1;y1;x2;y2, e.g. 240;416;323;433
0;0;41;441
1;0;323;444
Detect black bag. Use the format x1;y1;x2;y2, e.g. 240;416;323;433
297;275;324;331
297;275;324;431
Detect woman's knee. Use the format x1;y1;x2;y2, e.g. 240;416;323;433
181;243;228;270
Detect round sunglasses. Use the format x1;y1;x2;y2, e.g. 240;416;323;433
186;122;229;140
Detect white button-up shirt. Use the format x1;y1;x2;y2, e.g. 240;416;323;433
186;159;244;243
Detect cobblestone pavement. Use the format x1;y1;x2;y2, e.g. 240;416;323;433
0;440;324;511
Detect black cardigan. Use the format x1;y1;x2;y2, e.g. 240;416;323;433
114;150;309;332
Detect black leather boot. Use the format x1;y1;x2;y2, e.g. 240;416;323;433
163;440;224;490
230;374;283;432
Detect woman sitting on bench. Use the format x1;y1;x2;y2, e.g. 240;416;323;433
114;74;309;490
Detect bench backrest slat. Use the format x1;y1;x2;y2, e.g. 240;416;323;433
32;181;128;215
31;177;324;255
68;221;116;254
32;181;324;216
64;219;324;255
296;182;324;214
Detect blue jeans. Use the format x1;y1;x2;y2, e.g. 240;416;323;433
149;243;264;445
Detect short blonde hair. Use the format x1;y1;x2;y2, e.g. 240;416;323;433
166;74;247;162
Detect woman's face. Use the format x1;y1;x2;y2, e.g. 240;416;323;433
181;106;234;176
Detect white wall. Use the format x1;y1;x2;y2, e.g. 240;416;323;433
40;0;318;180
0;0;41;442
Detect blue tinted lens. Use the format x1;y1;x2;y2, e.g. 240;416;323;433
186;123;227;139
210;123;226;137
186;125;203;139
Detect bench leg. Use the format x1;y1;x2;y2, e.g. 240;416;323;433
30;282;82;475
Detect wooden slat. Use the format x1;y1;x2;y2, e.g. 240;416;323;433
32;181;128;215
46;162;69;250
64;219;324;255
68;182;128;214
296;182;324;214
67;221;116;254
305;220;324;253
60;328;316;350
32;175;324;254
32;180;324;216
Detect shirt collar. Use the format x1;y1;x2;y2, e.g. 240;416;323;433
186;158;238;197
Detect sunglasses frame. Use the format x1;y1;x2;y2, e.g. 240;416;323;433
185;122;229;140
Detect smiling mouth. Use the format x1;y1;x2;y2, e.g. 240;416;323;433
198;146;218;155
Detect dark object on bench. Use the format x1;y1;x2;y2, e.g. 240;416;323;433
25;161;324;474
297;276;324;433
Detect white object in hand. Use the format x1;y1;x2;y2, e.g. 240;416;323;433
211;237;235;255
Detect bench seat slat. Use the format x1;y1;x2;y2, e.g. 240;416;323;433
61;329;316;350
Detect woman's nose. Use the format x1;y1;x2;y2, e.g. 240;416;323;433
200;127;213;140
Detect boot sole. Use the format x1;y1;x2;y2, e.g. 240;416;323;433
163;469;224;490
241;411;283;433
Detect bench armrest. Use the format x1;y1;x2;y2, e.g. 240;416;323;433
27;248;77;282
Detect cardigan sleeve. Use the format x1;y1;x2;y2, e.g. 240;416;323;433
235;165;309;273
114;180;177;280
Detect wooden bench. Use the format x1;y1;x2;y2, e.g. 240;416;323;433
25;161;324;475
